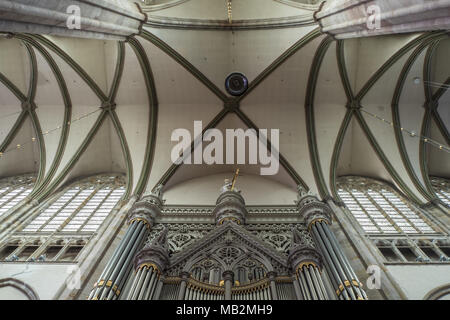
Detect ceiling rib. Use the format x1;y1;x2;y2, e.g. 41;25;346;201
329;109;353;200
153;108;230;190
140;30;228;102
107;41;132;199
356;32;448;102
0;110;27;154
30;35;109;102
148;28;324;192
331;32;448;206
305;35;334;199
128;37;159;197
355;109;423;204
233;107;308;189
420;42;450;206
12;34;72;201
36;110;108;201
352;32;450;205
0;70;27;102
391;36;447;203
236;27;322;103
24;42;46;187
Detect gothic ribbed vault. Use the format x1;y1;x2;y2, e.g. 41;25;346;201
0;0;448;209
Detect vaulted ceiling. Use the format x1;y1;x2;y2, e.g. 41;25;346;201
0;0;448;206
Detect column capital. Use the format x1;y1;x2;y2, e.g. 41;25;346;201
296;186;333;229
222;270;234;281
180;271;191;280
267;271;277;280
127;194;163;228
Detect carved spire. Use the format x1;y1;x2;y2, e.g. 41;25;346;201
290;227;315;250
151;184;164;200
288;227;323;272
150;226;169;251
134;227;170;272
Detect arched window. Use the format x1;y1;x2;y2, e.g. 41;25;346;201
0;174;35;217
22;174;126;233
0;174;126;262
337;176;436;235
430;177;450;207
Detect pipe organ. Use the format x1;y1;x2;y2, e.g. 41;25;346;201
90;185;367;300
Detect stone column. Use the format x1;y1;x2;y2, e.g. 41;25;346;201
288;227;329;300
88;193;163;300
177;271;191;300
127;227;169;300
314;0;450;39
222;270;234;300
297;187;367;300
0;0;147;40
267;271;278;300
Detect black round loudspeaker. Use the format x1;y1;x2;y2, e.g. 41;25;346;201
225;72;248;96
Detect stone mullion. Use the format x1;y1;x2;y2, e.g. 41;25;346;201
397;193;440;234
408;239;430;261
6;240;29;260
26;236;52;262
427;239;448;260
363;189;404;234
77;185;115;231
437;190;450;203
390;240;408;262
56;184;104;233
0;186;30;211
0;186;12;200
36;188;83;232
51;239;73;261
377;190;421;233
346;187;383;234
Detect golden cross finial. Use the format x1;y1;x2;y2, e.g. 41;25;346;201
227;0;232;24
230;168;239;191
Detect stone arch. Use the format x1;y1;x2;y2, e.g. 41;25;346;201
0;278;40;300
423;284;450;300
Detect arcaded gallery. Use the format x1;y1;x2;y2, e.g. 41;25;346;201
0;0;448;301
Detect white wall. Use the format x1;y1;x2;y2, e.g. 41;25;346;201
387;264;450;300
164;172;298;205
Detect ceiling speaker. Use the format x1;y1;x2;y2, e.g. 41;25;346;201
225;72;248;96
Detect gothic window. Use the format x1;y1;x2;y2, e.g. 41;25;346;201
22;174;126;233
430;177;450;207
0;174;126;262
337;176;436;235
0;174;35;217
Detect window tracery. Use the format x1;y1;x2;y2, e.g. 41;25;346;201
430;177;450;207
0;174;35;217
337;176;436;235
0;174;126;262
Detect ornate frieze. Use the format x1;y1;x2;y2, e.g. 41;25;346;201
144;223;214;255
